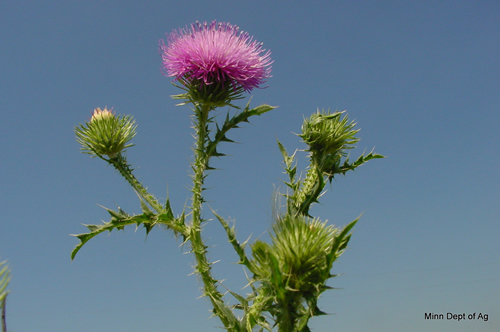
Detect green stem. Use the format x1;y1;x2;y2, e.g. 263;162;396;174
277;293;304;332
189;104;236;328
108;155;164;214
293;164;324;217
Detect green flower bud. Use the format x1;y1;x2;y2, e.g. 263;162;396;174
299;110;359;173
269;214;341;292
75;107;137;159
249;213;348;321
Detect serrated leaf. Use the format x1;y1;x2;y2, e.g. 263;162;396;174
331;150;385;178
325;217;359;268
211;207;252;269
206;104;277;159
71;204;188;260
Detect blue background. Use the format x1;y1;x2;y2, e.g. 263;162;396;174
1;1;498;331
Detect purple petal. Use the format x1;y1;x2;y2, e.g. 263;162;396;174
159;20;272;92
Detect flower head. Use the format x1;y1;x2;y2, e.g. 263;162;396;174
159;21;272;105
299;110;359;173
75;107;137;159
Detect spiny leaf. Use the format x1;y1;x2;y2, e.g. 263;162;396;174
206;104;277;158
250;104;276;116
71;206;188;260
211;208;252;269
325;217;359;268
329;150;385;179
277;140;298;185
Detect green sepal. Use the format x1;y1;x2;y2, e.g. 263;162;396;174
170;78;244;109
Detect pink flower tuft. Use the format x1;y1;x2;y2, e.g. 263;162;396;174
159;21;272;93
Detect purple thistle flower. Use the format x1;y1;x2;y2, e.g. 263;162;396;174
159;21;272;94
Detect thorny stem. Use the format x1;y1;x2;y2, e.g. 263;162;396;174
278;301;294;332
108;154;164;214
295;167;317;207
189;104;236;328
292;163;324;217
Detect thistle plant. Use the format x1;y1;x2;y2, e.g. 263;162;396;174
72;20;383;331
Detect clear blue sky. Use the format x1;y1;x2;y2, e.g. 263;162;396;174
1;1;498;331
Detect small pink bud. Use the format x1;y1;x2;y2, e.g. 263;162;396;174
90;107;114;122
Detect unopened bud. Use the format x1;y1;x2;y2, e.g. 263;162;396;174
90;107;114;122
75;107;137;159
299;110;359;172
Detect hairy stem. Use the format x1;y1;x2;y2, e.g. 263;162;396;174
292;163;324;217
108;154;164;214
189;104;236;328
